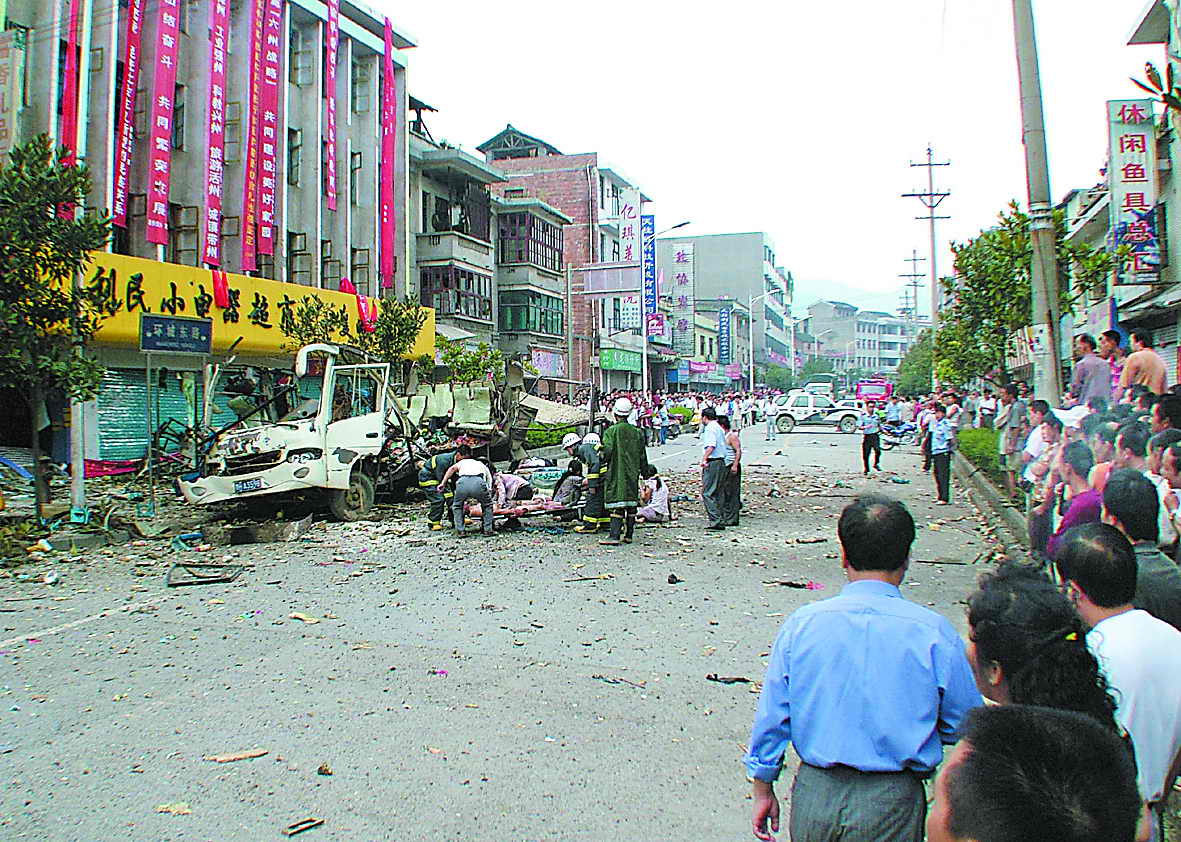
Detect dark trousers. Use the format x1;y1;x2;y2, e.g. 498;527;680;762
418;466;453;526
580;480;607;529
921;433;931;471
453;476;493;535
861;433;881;472
789;763;926;842
608;507;637;540
932;452;951;502
702;458;727;527
722;464;742;526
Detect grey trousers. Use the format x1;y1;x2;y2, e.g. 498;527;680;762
789;763;926;842
453;476;493;535
722;464;741;526
702;458;727;527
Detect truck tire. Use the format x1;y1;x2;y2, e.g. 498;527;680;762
838;416;857;434
329;471;375;521
777;415;796;434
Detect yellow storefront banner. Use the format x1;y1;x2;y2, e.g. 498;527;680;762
83;252;434;358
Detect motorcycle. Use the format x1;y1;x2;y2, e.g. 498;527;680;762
880;421;918;450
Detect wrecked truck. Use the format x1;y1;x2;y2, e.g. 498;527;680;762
178;343;534;520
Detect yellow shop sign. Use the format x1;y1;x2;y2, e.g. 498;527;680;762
83;252;435;358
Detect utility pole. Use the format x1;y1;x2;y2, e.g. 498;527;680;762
1011;0;1062;401
899;249;926;318
902;148;950;389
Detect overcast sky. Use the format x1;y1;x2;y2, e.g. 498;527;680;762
379;0;1162;316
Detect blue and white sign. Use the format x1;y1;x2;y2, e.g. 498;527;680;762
717;306;732;364
641;214;657;335
139;313;214;355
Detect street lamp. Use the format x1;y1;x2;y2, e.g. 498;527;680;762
748;291;768;391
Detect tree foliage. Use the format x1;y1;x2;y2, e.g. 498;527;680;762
896;329;933;395
763;364;796;390
280;295;351;349
355;297;428;363
0;135;113;404
434;337;505;384
934;201;1112;385
799;357;834;380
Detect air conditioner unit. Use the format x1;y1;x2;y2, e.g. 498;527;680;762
178;206;198;227
289;232;307;254
292;254;312;275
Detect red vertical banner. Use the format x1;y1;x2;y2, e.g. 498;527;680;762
239;0;264;271
111;0;144;228
257;0;282;256
201;0;230;265
58;0;81;167
324;0;339;212
144;0;182;245
379;18;396;287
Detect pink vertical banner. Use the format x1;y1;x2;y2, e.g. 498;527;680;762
200;0;230;266
58;0;81;167
111;0;145;228
379;18;396;287
324;0;339;211
257;0;282;256
144;0;182;245
239;0;264;271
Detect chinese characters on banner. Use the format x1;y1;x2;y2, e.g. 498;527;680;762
1107;99;1159;284
379;18;396;287
144;0;182;244
618;188;641;329
258;0;283;255
111;0;144;227
239;0;265;270
200;0;230;266
669;243;695;356
58;0;81;169
0;31;24;162
530;347;566;378
640;214;663;338
324;0;339;211
717;306;732;364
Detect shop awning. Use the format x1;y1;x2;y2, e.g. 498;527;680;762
435;323;477;343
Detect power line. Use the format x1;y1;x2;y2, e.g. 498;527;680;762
901;145;950;388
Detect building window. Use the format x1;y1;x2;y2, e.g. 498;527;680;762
224;101;241;162
421;191;432;233
611;297;621;331
287;128;302;186
321;239;341;288
497;213;563;272
351;58;371;113
257;251;274;280
289;26;311;86
611;239;620;262
171;84;185;149
498;290;564;336
287;231;310;285
420;265;492;321
351;248;371;296
167;204;198;266
350;151;362;206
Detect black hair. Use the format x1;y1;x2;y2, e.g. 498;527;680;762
967;565;1119;733
456;443;473;458
1131;329;1154;348
1155;395;1181;429
1101;468;1160;544
1077;333;1097;351
701;406;717;419
1054;522;1137;607
1085;395;1108;414
1101;329;1122;346
1060;440;1093;479
836;495;915;572
1111;403;1134;421
1041;412;1063;433
1150;428;1181;454
1029;399;1050;416
717;415;731;430
1115;421;1149;458
1004;383;1018;398
1079;413;1105;439
944;705;1141;842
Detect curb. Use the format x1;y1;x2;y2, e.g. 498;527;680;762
953;451;1029;551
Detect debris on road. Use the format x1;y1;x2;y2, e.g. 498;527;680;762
289;612;321;624
705;673;752;685
165;561;245;587
282;817;325;836
591;674;647;689
562;574;613;582
316;761;333;776
203;748;268;763
667;573;682;584
762;579;825;590
155;802;192;815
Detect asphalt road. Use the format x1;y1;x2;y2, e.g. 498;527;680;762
0;425;999;841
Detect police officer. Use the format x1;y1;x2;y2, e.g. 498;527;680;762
418;448;458;531
563;433;607;533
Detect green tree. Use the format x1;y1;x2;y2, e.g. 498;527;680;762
763;364;796;390
280;295;351;349
433;337;505;384
935;201;1112;385
799;357;834;380
896;329;933;395
0;135;113;516
355;296;428;372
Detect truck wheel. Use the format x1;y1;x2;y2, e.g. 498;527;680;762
777;415;796;434
330;471;375;521
838;416;857;434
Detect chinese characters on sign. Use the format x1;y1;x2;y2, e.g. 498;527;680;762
258;0;283;255
618;189;642;330
717;306;732;365
530;347;566;378
240;0;265;270
111;0;143;227
144;0;181;244
640;214;662;339
379;18;397;287
139;314;214;355
58;0;81;173
669;243;695;357
1107;99;1159;284
0;30;25;163
201;0;230;266
325;0;340;212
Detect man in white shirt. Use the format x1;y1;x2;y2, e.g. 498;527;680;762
1020;400;1051;487
437;444;495;537
1114;423;1178;550
700;406;730;530
762;396;779;441
1056;522;1181;835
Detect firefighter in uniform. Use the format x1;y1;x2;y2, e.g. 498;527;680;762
418;449;458;531
563;433;607;533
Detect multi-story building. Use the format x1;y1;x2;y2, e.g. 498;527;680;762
477;124;648;391
654;232;793;371
802;301;928;376
0;1;432;463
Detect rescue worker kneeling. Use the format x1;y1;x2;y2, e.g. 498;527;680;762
418;448;458;531
437;444;495;537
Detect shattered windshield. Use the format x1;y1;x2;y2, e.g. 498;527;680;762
279;374;324;421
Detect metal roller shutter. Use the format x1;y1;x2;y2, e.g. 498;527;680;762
96;368;201;460
1156;323;1179;390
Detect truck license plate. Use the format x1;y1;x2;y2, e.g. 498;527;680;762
233;478;263;494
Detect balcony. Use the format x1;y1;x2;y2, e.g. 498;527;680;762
416;230;495;273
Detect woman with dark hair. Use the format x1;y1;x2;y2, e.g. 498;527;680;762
966;563;1121;736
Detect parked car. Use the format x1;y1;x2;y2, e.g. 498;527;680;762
772;392;861;434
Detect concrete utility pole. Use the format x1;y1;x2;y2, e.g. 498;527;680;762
899;249;926;324
902;148;950;389
1011;0;1062;401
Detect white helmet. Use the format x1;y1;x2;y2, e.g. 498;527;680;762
614;397;634;416
582;432;601;445
561;433;581;450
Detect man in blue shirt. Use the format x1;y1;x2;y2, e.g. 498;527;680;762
929;403;957;505
745;495;980;842
884;395;903;427
857;400;882;474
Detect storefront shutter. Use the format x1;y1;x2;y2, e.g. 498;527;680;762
96;368;202;460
